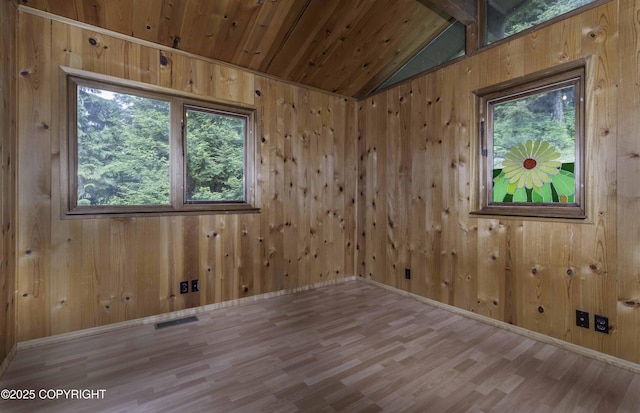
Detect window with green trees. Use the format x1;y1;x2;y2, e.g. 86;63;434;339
184;107;246;203
66;75;256;216
475;65;585;218
486;0;597;44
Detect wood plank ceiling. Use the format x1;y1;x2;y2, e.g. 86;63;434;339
18;0;455;97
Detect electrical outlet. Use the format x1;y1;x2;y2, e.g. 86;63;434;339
191;279;199;292
179;281;189;294
594;314;609;334
405;268;411;280
576;310;589;328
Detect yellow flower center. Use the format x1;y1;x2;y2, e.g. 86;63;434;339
523;158;537;170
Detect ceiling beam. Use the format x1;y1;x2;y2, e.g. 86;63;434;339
416;0;477;25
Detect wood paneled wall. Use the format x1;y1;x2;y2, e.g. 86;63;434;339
1;0;17;367
15;10;357;341
358;1;638;362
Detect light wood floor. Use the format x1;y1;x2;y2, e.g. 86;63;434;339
1;281;640;412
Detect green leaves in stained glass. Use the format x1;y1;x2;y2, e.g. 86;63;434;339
493;162;575;203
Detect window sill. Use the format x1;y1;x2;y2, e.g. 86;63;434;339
470;205;588;223
63;205;261;219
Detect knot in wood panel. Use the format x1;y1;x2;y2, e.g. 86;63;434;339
585;27;606;43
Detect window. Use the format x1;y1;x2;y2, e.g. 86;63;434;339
65;75;257;217
485;0;598;44
475;65;585;218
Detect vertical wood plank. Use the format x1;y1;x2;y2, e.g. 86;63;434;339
617;0;640;363
109;218;137;322
135;217;165;318
17;12;52;341
308;90;323;283
280;84;297;289
357;99;368;279
0;0;17;363
439;65;458;306
385;86;401;288
257;76;281;293
408;76;428;297
182;216;200;309
320;93;335;280
343;99;358;276
454;62;477;312
296;86;312;283
271;82;286;290
426;71;443;301
332;96;347;279
50;16;82;337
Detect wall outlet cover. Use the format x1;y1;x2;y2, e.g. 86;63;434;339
576;310;589;328
594;314;609;334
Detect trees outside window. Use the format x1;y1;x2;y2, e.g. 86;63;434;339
184;108;245;203
76;86;171;207
66;75;257;217
486;0;597;44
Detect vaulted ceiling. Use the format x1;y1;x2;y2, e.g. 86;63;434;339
18;0;475;98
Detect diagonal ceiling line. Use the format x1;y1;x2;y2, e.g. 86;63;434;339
263;0;314;72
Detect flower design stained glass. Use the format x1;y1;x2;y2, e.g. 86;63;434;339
475;65;585;218
490;85;577;205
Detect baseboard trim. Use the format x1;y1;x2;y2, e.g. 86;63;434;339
18;276;357;351
0;344;17;379
358;277;640;375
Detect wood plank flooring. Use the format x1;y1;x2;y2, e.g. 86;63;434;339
1;281;640;412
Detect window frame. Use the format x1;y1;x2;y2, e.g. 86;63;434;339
474;64;586;219
63;72;258;218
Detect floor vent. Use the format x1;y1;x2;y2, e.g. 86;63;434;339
154;315;199;330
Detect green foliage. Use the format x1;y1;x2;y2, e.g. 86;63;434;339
551;170;575;197
490;76;578;205
185;110;245;202
492;85;576;169
77;88;170;206
503;0;593;38
492;163;575;203
76;87;246;207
